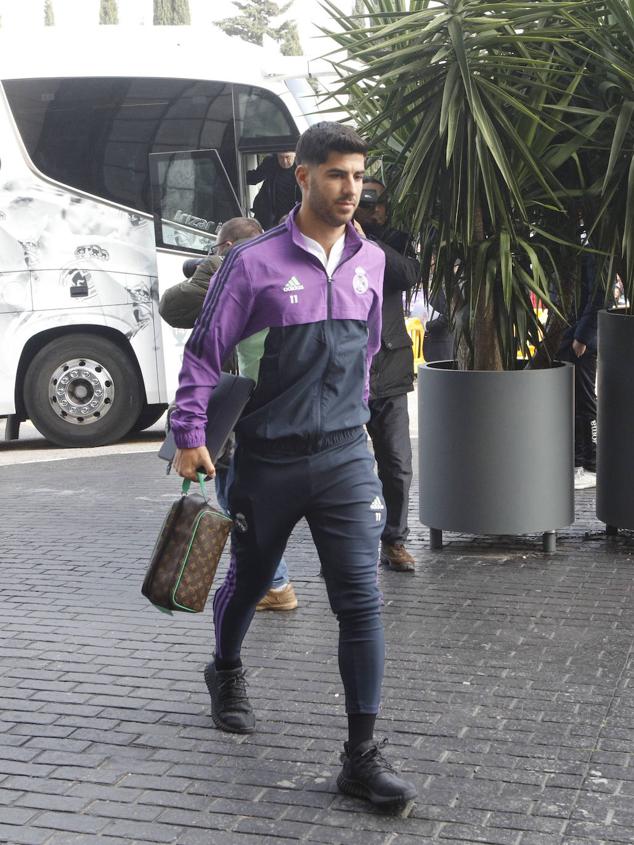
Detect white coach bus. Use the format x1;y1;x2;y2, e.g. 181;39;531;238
0;28;313;447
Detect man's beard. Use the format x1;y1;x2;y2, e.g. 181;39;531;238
310;186;356;228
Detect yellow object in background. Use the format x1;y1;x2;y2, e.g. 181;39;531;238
406;317;425;368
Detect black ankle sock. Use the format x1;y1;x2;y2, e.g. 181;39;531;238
214;656;242;672
347;714;376;751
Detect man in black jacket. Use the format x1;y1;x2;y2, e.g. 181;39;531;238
355;180;420;572
247;152;300;230
558;254;602;490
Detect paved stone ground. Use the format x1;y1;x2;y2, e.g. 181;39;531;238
1;442;634;845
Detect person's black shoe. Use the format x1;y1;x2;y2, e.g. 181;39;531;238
204;662;256;734
337;738;417;811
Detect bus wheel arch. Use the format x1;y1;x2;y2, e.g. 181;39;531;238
18;327;146;447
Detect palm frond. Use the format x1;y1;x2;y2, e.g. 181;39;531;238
323;0;634;367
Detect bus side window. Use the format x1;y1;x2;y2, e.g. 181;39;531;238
149;149;242;254
2;77;237;215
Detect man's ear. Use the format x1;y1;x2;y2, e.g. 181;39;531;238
295;163;309;192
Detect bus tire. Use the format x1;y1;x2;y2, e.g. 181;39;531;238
23;334;144;448
131;403;167;433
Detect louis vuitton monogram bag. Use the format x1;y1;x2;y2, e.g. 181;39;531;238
142;473;232;614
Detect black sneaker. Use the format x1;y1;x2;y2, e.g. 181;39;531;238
337;738;417;808
204;662;256;734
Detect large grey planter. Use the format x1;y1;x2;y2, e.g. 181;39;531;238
596;309;634;532
418;361;574;551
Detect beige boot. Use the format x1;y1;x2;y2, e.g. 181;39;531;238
255;582;298;611
380;543;415;572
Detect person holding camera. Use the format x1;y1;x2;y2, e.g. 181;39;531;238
355;179;420;573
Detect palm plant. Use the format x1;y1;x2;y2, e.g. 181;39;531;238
570;0;634;314
324;0;627;369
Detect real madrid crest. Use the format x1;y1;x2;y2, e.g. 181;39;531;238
352;266;369;295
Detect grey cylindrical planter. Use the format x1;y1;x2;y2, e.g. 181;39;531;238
596;309;634;531
418;361;574;548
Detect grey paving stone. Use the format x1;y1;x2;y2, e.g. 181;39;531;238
1;775;71;795
393;836;439;845
93;818;185;842
30;810;110;834
44;837;136;845
15;792;92;813
86;799;164;822
156;807;239;830
0;761;57;779
437;823;522;844
177;831;276;845
0;806;39;825
64;782;144;804
0;825;57;845
304;823;396;844
518;834;565;845
45;765;132;786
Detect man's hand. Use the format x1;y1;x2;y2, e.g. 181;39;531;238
173;446;215;481
572;339;587;358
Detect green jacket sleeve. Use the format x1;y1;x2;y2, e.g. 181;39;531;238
158;256;222;329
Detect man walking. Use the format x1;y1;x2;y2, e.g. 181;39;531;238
355;180;419;572
170;122;417;810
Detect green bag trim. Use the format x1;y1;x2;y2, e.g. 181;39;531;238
169;476;232;613
170;509;210;613
181;471;208;499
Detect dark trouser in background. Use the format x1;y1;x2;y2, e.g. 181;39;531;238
422;318;454;364
213;429;385;714
367;394;413;546
559;344;597;471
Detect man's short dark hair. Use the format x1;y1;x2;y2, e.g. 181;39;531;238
218;217;263;244
295;122;368;166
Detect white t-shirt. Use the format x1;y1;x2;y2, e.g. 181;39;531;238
299;231;346;277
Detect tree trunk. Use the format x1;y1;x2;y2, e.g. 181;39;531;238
472;296;504;370
154;0;190;25
530;214;579;369
99;0;118;24
44;0;54;25
471;205;504;371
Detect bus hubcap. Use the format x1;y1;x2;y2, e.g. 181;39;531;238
48;358;115;425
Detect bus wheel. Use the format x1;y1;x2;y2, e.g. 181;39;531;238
131;403;167;433
23;334;143;448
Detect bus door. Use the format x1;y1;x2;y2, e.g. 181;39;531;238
149;148;242;394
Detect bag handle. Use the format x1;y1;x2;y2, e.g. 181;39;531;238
181;471;208;500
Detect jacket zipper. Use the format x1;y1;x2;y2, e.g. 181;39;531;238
314;273;335;449
301;241;363;448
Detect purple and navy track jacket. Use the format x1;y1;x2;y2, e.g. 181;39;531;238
170;206;385;451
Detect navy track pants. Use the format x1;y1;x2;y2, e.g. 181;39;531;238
212;430;385;714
